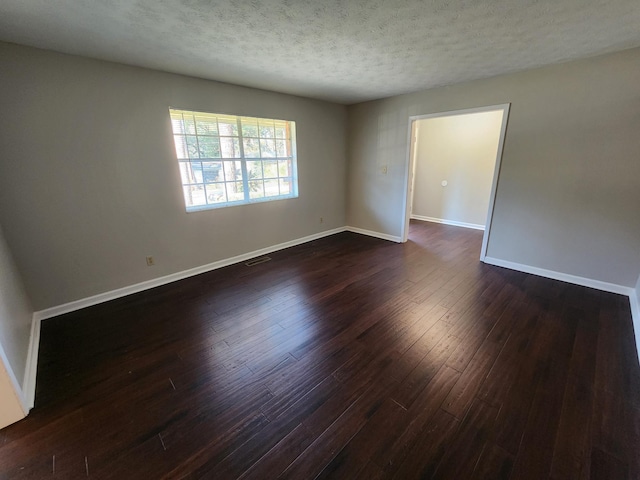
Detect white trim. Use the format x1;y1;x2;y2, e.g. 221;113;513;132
410;215;485;231
480;105;510;261
0;337;28;415
33;227;346;322
630;289;640;367
23;316;41;409
483;257;634;296
401;104;511;263
345;226;402;243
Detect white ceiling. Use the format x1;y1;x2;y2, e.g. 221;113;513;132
1;0;639;104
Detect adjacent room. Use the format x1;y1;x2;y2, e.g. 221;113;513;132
1;1;639;478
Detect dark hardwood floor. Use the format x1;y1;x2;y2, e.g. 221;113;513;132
1;221;638;479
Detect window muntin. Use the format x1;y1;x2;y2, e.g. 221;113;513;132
169;109;297;211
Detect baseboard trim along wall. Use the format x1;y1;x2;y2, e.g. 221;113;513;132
483;257;634;296
345;226;403;243
33;225;405;322
484;256;639;366
411;215;485;231
23;316;41;409
33;227;348;322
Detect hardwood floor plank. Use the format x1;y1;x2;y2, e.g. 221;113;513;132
390;409;460;479
431;399;500;480
373;364;461;471
237;423;314;480
470;443;514;480
278;379;396;479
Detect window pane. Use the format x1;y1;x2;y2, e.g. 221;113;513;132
279;178;292;195
186;136;200;158
275;125;287;139
171;115;186;134
218;120;238;136
195;114;218;135
249;180;264;199
278;160;291;177
179;162;203;184
263;160;278;178
220;137;240;158
202;162;222;183
183;115;196;134
276;139;290;158
259;139;276;158
205;183;227;204
264;179;279;197
243;137;260;158
198;136;221;158
259;121;275;138
183;185;206;207
226;182;244;202
247;161;263;180
241;118;259;138
174;135;188;159
223;161;243;182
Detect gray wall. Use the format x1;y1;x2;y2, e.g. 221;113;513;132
0;42;348;310
0;224;33;388
347;47;640;288
412;111;503;227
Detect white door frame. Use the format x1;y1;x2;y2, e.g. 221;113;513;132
400;103;511;261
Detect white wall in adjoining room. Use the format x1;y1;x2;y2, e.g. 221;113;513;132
0;42;348;311
411;110;504;229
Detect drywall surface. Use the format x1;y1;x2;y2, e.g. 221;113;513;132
412;111;503;227
0;42;348;310
347;47;640;287
0;359;26;429
0;224;32;387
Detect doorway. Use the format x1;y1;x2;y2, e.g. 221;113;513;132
401;104;510;260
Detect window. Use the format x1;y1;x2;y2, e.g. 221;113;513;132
169;109;298;211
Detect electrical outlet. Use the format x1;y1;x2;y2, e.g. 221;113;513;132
146;256;155;266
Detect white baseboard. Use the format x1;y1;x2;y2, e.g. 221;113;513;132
23;316;41;409
346;226;402;243
411;215;485;231
483;257;634;296
33;227;347;322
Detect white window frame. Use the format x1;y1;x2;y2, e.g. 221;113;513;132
169;109;298;212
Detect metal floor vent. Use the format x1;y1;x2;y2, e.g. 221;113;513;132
244;256;272;267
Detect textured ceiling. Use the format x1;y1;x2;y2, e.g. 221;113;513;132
1;0;639;104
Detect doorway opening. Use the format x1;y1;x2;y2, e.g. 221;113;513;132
401;104;510;260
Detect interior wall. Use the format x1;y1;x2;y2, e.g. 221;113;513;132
347;47;640;288
0;360;26;429
0;224;33;388
0;42;348;311
411;111;503;228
